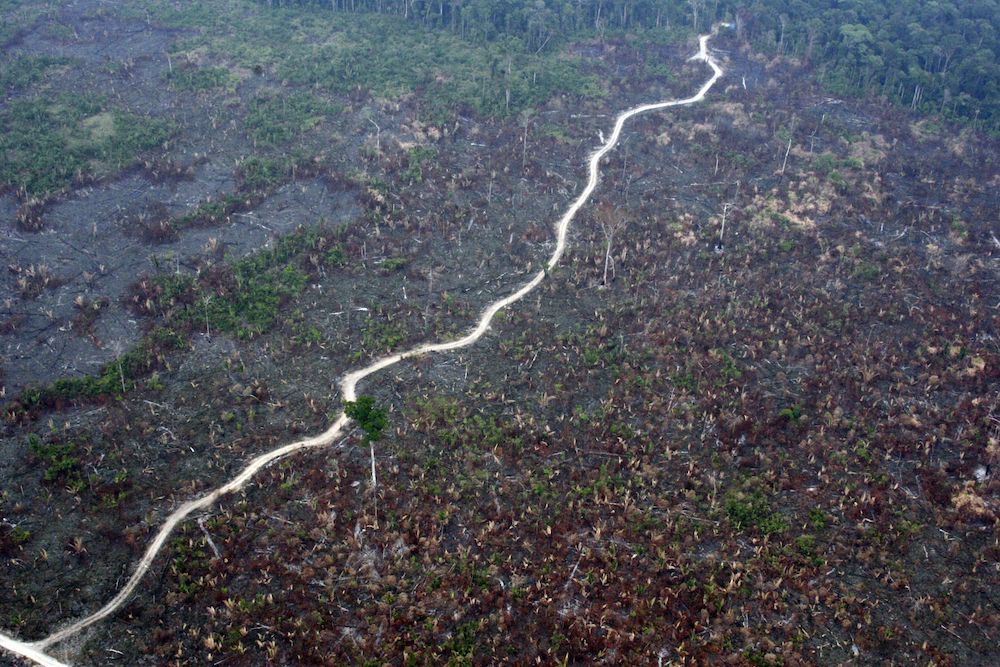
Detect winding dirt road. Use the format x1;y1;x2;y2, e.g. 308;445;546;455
0;30;724;667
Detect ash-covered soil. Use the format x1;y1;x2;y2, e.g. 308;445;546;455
2;2;999;666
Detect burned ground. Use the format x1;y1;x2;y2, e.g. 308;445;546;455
2;2;999;666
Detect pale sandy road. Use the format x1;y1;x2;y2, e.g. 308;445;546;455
0;636;71;667
0;29;724;667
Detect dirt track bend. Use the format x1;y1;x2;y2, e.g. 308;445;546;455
0;29;724;667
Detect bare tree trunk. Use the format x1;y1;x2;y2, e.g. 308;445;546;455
204;296;212;338
368;117;381;154
505;57;512;114
719;203;731;245
780;116;796;175
601;225;615;286
598;203;624;287
688;0;702;33
198;517;222;559
522;118;529;172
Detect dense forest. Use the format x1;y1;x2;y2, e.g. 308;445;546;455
258;0;1000;131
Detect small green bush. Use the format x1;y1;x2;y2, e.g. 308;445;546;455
27;433;80;483
165;63;233;91
725;490;787;535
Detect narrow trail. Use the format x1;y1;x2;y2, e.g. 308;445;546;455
0;29;725;667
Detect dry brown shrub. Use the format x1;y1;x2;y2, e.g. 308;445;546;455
952;483;995;521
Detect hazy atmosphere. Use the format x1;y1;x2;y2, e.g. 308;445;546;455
1;1;998;665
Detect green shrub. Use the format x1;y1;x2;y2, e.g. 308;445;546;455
777;404;803;424
238;155;291;191
725;490;787;535
165;63;233;91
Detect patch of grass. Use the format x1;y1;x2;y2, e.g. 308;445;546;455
791;534;824;566
165;63;233;91
17;327;187;410
643;61;677;83
538;123;571;143
132;3;601;122
767;210;792;227
812;152;863;176
0;523;32;556
155;227;333;340
0;54;67;91
725;489;787;536
289;312;323;348
9;526;31;544
80;111;115;142
402;146;436;183
174;267;306;341
360;317;406;354
0;93;173;197
324;246;345;266
379;256;409;273
669;369;697;392
808;508;830;531
852;262;881;282
170;192;246;232
440;620;479;664
169;535;210;600
238;155;291;191
27;433;80;485
716;348;742;382
853;440;873;464
245;91;340;147
409;396;522;454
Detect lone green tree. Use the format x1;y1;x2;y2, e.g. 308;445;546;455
344;395;388;488
345;395;388;443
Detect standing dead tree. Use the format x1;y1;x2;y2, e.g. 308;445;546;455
716;202;732;253
367;117;381;155
780;115;797;175
597;202;626;287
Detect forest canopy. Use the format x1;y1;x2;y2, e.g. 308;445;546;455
257;0;1000;131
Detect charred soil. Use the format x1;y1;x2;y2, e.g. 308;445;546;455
2;2;999;666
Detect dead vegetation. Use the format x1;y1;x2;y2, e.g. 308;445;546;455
1;7;998;666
